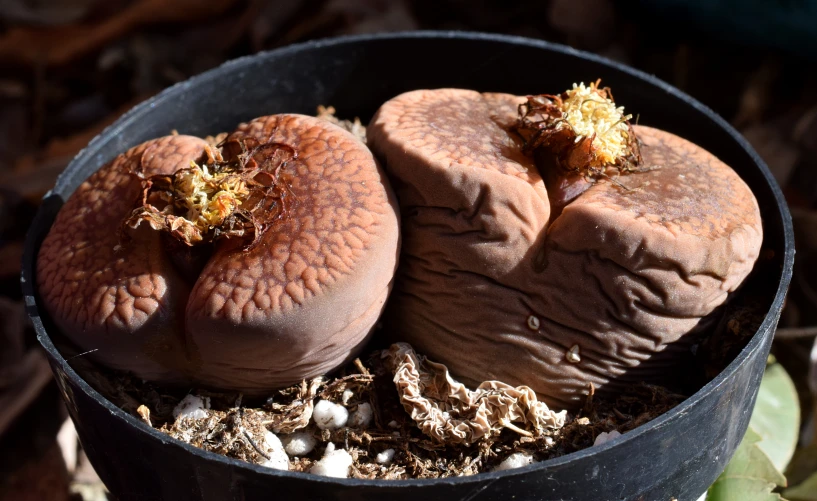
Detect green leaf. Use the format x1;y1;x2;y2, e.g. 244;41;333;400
784;471;817;501
706;362;800;501
707;428;786;501
750;363;800;472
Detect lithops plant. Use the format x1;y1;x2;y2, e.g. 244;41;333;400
368;84;762;409
37;114;400;391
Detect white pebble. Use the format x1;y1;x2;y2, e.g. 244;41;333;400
349;403;373;428
527;315;540;330
566;344;581;363
172;394;210;421
387;420;400;428
313;400;349;430
593;430;622;446
261;431;289;470
493;452;535;472
341;389;354;405
281;432;317;457
375;449;395;465
310;443;353;478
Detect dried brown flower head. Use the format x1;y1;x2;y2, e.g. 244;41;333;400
515;80;642;178
123;137;297;248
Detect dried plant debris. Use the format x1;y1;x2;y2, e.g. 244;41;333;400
383;343;566;445
82;343;687;479
124;137;297;248
203;132;229;147
316;105;367;143
557;382;687;454
263;377;324;434
163;395;286;467
122;106;366;249
514;80;643;178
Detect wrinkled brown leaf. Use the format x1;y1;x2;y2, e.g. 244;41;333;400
384;343;566;445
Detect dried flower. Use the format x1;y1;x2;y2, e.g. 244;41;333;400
123;139;297;248
515;80;642;179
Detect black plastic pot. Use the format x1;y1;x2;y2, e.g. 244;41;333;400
23;32;794;501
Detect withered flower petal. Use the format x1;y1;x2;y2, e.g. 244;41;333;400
123;139;297;248
514;81;642;179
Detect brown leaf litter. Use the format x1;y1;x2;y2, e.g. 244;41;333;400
73;343;687;480
384;343;565;445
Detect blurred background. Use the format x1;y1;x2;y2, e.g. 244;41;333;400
0;1;816;499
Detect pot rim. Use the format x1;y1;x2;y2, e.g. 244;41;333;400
22;30;795;488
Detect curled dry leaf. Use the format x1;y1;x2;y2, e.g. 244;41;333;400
514;80;642;179
384;343;566;445
264;377;324;434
